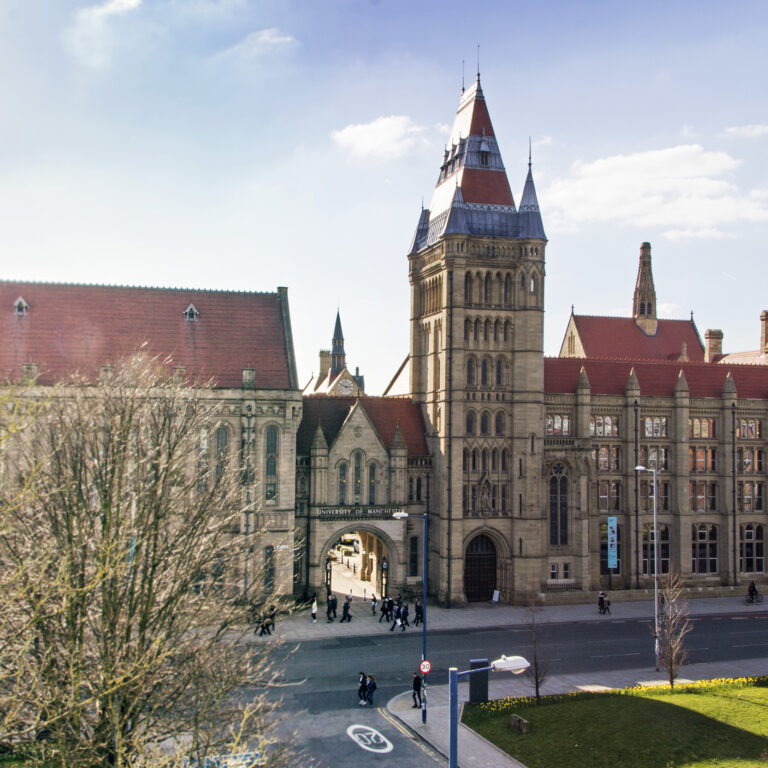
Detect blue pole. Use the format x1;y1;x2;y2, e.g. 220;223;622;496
421;513;428;724
449;667;458;768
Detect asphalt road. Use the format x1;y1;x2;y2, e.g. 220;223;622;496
262;612;768;766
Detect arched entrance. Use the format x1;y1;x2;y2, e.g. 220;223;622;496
321;527;395;600
464;533;497;602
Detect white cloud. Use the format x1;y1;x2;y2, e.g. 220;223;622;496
170;0;246;17
533;136;553;147
215;28;295;59
543;144;768;239
64;0;142;69
722;124;768;138
331;116;431;160
663;228;736;241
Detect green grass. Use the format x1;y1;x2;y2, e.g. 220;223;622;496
462;677;768;768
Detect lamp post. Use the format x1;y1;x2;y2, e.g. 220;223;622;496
635;464;659;669
393;510;428;724
448;655;530;768
243;404;253;602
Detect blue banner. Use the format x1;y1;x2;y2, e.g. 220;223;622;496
607;516;618;569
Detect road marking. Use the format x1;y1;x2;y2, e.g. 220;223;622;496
731;617;750;621
733;642;768;648
347;724;393;753
379;708;443;762
687;647;709;651
590;652;641;658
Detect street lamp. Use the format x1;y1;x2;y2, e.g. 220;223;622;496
243;404;253;602
393;510;428;724
635;464;659;669
448;655;530;768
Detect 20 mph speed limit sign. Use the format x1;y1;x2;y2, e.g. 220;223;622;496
419;660;431;674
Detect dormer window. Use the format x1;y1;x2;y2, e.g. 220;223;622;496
479;137;490;166
14;296;29;316
184;304;200;321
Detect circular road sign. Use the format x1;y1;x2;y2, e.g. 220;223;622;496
419;660;432;674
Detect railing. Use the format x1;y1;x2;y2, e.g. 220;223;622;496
544;437;575;447
543;579;579;591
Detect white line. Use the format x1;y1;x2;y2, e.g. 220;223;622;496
733;642;768;648
590;652;641;658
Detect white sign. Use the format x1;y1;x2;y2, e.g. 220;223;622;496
346;725;393;753
419;660;432;674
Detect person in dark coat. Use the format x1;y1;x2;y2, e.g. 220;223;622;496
326;594;334;623
412;673;423;708
330;594;338;619
365;675;377;706
340;596;352;622
413;598;423;627
357;671;367;704
401;602;410;627
379;598;388;622
390;604;402;631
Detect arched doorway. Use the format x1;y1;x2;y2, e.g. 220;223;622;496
464;534;497;602
322;528;394;600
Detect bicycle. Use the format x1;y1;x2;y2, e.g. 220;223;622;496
744;593;764;604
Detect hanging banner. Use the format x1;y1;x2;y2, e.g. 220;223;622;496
607;516;618;569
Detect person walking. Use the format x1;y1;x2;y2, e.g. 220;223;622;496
357;672;367;705
413;598;423;627
412;673;423;708
390;603;402;632
604;595;611;615
378;597;388;623
597;591;605;615
341;596;352;622
370;593;377;616
326;594;334;623
330;593;338;619
310;594;317;623
258;614;271;636
401;602;410;627
365;674;377;706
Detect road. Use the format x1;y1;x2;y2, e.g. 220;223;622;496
259;611;768;766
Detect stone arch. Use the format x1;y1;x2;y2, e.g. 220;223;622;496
463;528;510;602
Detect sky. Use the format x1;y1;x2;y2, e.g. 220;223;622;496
2;0;768;394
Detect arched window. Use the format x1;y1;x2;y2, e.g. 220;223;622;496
504;321;512;343
521;273;526;289
463;449;469;472
464;319;471;342
504;274;512;305
484;273;492;303
481;360;488;387
530;274;537;294
639;302;645;316
480;412;490;435
215;425;228;481
264;545;275;594
494;320;501;343
647;302;652;315
501;449;509;472
467;358;475;387
466;411;476;435
464;273;473;304
495;412;505;435
416;477;422;501
265;426;278;501
549;463;568;546
496;360;503;387
740;523;765;573
353;450;363;503
368;462;377;504
642;524;671;574
484;319;491;341
474;319;480;341
692;524;718;574
481;450;488;473
338;462;348;505
408;477;415;502
492;449;498;471
197;427;210;491
472;449;478;471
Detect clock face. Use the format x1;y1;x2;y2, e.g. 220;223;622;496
337;378;354;395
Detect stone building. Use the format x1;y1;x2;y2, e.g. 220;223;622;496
0;280;303;597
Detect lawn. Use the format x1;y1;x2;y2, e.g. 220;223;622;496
462;678;768;768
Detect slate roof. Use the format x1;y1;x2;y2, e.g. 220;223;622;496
297;395;429;457
0;280;297;389
545;357;768;399
570;315;704;362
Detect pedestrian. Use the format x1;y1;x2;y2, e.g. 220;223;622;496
310;593;317;623
365;674;377;706
412;673;423;708
597;591;605;615
371;593;377;616
386;597;394;622
258;614;271;636
378;598;388;623
326;593;334;623
604;596;611;615
357;671;367;704
413;598;423;627
390;604;402;632
341;596;352;622
331;593;338;619
401;602;410;627
267;604;277;632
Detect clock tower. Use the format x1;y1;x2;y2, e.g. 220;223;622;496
408;74;547;605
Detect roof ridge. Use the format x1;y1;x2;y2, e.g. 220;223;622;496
573;313;696;322
0;279;277;297
546;356;767;371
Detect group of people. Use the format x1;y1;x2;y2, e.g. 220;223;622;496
250;604;277;636
309;591;424;630
320;591;355;623
357;671;377;706
597;591;611;615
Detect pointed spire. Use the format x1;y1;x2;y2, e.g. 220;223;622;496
331;311;346;374
625;366;641;395
518;155;546;239
390;421;406;452
675;369;689;394
577;366;591;392
722;371;737;396
633;242;658;335
311;423;328;452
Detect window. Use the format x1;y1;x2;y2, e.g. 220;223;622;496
643;416;668;438
353;451;363;503
598;480;621;511
549;463;568;546
641;446;670;471
466;412;476;435
501;449;508;472
265;426;278;501
491;449;498;471
691;525;718;574
466;359;475;387
737;418;762;440
409;536;419;577
590;415;619;437
197;427;210;491
338;462;348;505
600;522;622;575
464;273;473;304
416;477;422;501
495;412;505;436
264;545;275;594
563;563;570;579
689;417;717;439
484;274;491;303
550;563;558;580
408;477;414;502
547;415;572;436
689;481;718;512
738;482;764;512
481;360;488;387
496;360;503;387
740;524;765;573
480;412;489;435
215;425;228;481
642;524;670;575
368;463;377;504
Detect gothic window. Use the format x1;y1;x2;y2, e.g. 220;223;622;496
408;477;414;502
263;545;275;594
494;320;501;343
338;462;348;505
416;477;422;501
474;319;480;341
496;360;503;387
639;302;645;316
215;425;229;481
464;319;471;342
504;274;512;305
265;426;278;501
481;450;488;473
740;524;765;573
197;427;210;492
409;536;419;577
484;319;491;341
737;419;762;440
368;462;377;504
466;358;475;387
481;360;488;387
480;411;490;435
647;302;652;315
472;449;478;471
530;274;537;294
353;450;363;504
549;464;568;546
520;273;526;289
484;274;492;304
495;412;505;436
492;448;498;470
466;411;476;435
501;449;509;472
691;524;718;574
464;273;473;304
642;524;670;574
463;449;469;472
504;320;512;343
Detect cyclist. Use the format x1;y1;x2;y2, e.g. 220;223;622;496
747;581;759;603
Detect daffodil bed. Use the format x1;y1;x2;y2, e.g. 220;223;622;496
462;677;768;768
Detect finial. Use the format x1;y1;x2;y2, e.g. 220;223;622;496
571;304;575;315
528;136;532;168
461;59;465;92
421;196;424;211
476;43;480;80
691;310;694;321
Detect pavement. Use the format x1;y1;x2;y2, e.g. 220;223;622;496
264;561;768;767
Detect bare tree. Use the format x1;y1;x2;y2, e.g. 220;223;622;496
525;602;549;700
0;360;293;767
656;569;692;688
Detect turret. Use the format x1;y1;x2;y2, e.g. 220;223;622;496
633;242;658;335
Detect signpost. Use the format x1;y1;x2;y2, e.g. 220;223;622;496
419;660;431;674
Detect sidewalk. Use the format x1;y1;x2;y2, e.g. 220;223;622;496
267;591;768;767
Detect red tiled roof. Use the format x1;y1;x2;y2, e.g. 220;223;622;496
459;168;515;207
545;357;768;399
297;396;429;457
572;315;704;361
1;281;294;389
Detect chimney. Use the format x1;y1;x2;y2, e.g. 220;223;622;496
761;311;768;354
704;329;723;363
318;349;331;382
